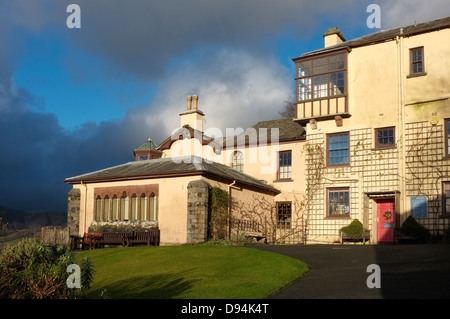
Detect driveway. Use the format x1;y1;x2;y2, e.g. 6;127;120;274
251;244;450;299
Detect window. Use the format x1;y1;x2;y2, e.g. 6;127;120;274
327;132;349;166
296;52;346;101
277;202;292;228
375;127;395;149
138;155;149;161
410;47;425;76
231;151;244;172
446;119;450;156
444;182;450;216
327;188;350;217
278;151;292;180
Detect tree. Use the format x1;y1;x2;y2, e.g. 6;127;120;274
278;98;296;118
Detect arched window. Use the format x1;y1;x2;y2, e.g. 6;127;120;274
120;192;128;221
231;151;244;172
112;195;119;221
139;193;147;221
149;192;158;221
131;193;138;221
104;195;111;221
95;195;102;222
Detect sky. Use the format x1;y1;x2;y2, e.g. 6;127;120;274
1;0;449;213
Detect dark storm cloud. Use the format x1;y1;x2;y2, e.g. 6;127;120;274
0;79;162;212
58;0;361;79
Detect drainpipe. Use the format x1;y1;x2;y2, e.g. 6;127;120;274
81;180;88;235
228;180;236;240
396;31;406;226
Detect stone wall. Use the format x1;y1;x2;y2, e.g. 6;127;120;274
67;188;81;236
186;180;211;243
41;226;70;246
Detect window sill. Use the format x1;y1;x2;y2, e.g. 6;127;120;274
372;146;397;151
325;215;351;219
327;164;350;168
407;72;427;79
273;179;293;183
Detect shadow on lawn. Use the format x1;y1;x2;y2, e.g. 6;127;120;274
90;270;201;299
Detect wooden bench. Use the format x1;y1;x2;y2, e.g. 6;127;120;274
80;230;160;249
98;232;130;248
340;230;370;244
394;229;419;244
127;230;160;246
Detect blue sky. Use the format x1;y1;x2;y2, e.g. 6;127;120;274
1;0;449;212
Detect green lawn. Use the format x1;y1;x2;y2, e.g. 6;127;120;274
76;245;308;299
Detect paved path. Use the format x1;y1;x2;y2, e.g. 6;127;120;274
251;244;450;299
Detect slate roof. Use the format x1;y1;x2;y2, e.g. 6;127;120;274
65;156;280;195
222;118;305;148
295;15;450;59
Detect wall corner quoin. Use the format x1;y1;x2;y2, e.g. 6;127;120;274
186;180;211;243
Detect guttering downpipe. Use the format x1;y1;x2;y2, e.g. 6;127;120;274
81;180;88;235
228;180;236;240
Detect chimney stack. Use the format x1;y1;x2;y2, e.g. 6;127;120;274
323;27;345;48
180;95;204;132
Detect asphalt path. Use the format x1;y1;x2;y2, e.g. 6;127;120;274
250;243;450;299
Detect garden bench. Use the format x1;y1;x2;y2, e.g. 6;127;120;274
394;230;419;244
340;230;370;244
97;232;130;248
127;230;160;246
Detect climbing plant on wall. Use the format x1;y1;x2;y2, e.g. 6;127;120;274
210;187;229;239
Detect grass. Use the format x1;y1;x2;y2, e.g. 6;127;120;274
76;245;308;299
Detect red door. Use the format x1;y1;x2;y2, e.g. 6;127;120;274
377;199;395;243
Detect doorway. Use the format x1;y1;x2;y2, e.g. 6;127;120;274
376;198;395;243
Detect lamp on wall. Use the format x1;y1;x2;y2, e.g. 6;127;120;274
430;117;439;126
310;118;317;130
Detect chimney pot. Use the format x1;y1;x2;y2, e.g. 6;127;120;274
192;95;198;110
186;96;192;110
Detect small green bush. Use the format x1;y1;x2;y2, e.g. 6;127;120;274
401;216;430;243
340;219;364;239
0;237;94;299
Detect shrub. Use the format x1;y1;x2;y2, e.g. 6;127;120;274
340;219;364;239
0;237;94;299
401;216;430;243
210;187;229;239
